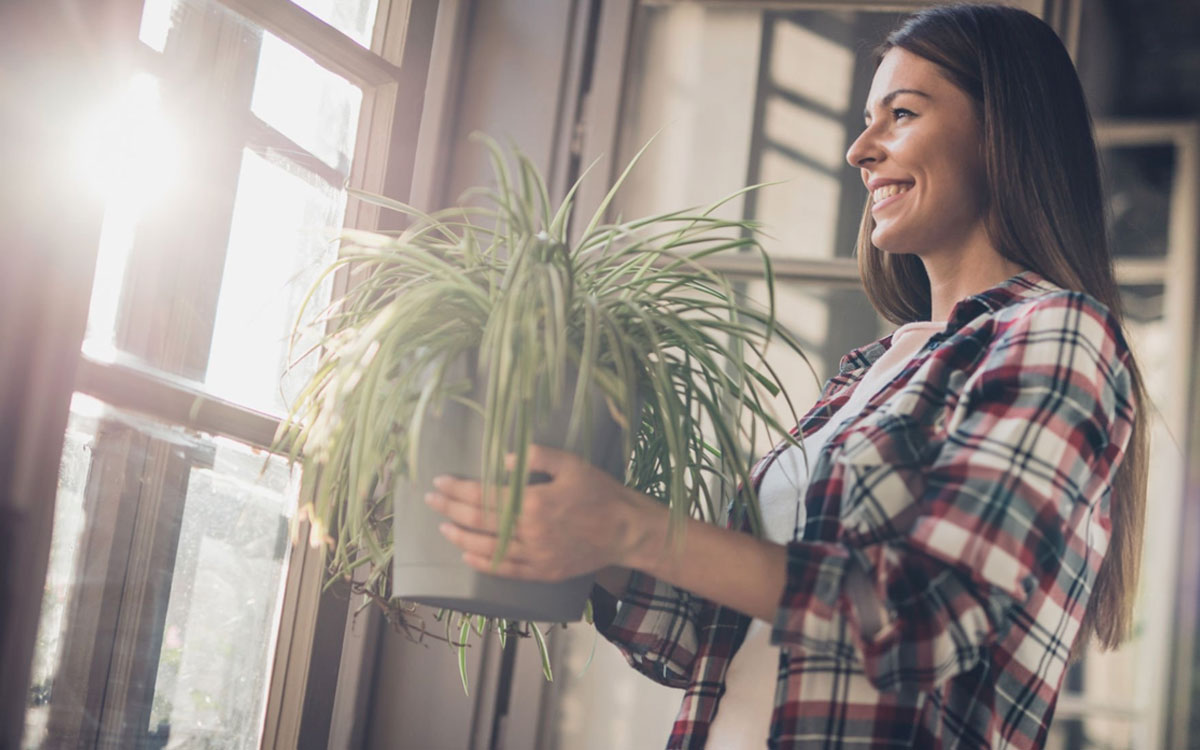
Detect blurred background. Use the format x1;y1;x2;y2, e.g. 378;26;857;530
2;1;1199;748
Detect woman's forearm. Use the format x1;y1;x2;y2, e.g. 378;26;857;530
594;565;633;595
425;447;789;621
617;488;789;623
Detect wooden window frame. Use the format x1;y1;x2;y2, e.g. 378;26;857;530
2;0;441;747
0;1;146;744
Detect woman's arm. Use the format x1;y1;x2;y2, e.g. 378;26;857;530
620;494;789;622
426;454;789;623
593;566;632;597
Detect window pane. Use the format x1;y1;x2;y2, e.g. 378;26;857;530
22;394;298;749
615;7;904;260
1102;145;1174;258
80;71;180;354
291;0;379;47
203;148;345;416
146;435;296;747
80;21;358;415
251;31;363;174
22;398;97;749
740;279;890;454
139;0;179;53
1045;716;1136;750
554;625;678;749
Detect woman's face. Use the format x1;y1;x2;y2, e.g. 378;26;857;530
845;48;989;258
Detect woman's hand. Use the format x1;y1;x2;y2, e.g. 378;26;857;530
424;443;657;581
427;443;789;623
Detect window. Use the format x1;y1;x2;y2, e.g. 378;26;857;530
1046;124;1200;750
20;0;436;746
547;4;1197;749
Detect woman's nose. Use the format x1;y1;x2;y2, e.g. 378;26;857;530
845;127;880;169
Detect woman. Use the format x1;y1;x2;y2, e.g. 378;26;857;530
425;4;1149;748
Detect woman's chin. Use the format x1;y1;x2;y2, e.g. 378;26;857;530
870;234;906;256
870;226;926;257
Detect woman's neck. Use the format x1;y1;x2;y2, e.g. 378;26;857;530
920;240;1026;322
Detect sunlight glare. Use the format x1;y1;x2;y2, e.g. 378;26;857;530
76;72;182;350
76;72;181;208
138;0;176;53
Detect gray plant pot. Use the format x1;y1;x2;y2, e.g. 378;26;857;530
391;352;634;622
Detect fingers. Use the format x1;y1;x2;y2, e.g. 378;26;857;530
437;522;526;559
459;548;571;582
431;461;555;500
438;523;551;579
461;552;538;579
507;443;572;477
425;490;499;530
427;468;546;540
426;475;536;532
431;475;485;504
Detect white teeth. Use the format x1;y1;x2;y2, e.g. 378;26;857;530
872;183;912;203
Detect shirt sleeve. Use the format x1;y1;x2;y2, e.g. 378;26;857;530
770;290;1138;691
589;498;767;689
590;571;706;688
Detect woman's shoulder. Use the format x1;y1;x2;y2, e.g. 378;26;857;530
999;284;1109;316
989;286;1129;355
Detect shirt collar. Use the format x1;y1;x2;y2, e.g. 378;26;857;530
945;267;1061;327
836;268;1062;376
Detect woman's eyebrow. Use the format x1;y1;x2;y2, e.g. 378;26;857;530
863;88;932;121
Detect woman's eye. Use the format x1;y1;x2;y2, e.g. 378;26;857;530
892;108;916;120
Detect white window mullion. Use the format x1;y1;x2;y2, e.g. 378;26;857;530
220;0;402;87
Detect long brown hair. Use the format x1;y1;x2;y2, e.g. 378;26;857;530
858;4;1149;655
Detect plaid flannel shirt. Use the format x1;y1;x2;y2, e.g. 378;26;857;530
591;269;1137;749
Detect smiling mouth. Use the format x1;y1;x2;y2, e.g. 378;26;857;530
871;183;913;203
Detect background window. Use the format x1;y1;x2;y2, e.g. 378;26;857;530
18;0;412;745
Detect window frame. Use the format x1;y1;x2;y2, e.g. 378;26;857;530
0;1;145;743
6;0;442;746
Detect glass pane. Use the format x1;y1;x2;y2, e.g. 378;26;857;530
146;435;296;746
22;399;97;749
1102;145;1174;258
1045;716;1136;750
740;280;890;454
22;394;298;749
80;71;180;354
203;149;345;416
615;7;905;260
553;626;678;750
82;10;359;415
291;0;379;47
139;0;179;53
251;31;364;174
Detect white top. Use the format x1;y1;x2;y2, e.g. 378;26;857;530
706;320;945;749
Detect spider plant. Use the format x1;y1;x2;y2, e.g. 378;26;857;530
275;134;810;687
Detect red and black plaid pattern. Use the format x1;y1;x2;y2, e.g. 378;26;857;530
593;270;1137;749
